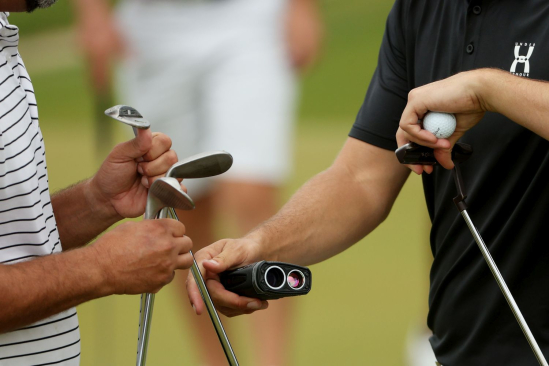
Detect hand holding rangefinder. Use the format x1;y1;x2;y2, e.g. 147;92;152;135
220;261;312;300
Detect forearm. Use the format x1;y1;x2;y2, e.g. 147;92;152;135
247;139;410;266
0;246;108;333
71;0;111;19
477;69;549;140
52;179;120;250
247;171;380;266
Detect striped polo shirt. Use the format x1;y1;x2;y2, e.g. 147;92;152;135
0;13;80;365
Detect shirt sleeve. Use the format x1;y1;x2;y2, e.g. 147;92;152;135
349;0;409;151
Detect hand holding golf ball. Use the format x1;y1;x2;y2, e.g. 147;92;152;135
422;112;456;139
396;110;462;173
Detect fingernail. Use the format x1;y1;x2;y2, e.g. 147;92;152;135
141;176;149;188
192;304;197;314
137;165;144;175
247;301;261;310
136;157;144;163
206;259;219;266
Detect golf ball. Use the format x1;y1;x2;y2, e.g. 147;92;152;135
422;112;456;139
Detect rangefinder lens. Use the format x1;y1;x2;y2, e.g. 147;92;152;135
287;270;305;290
264;266;285;289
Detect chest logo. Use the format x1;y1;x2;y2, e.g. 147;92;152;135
510;42;535;77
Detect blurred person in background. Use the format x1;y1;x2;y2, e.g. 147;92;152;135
0;0;194;365
73;0;323;364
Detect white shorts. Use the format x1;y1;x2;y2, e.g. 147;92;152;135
116;0;296;196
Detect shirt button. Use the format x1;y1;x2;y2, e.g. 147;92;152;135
473;5;482;15
466;43;474;54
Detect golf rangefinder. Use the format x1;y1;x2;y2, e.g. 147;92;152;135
220;261;312;300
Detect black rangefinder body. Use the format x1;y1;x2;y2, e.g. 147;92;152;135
220;261;312;300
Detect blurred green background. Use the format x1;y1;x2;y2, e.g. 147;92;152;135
10;0;431;365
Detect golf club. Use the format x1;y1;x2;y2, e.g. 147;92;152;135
137;177;195;366
106;106;196;365
104;105;151;135
395;142;548;366
159;151;239;366
106;106;238;365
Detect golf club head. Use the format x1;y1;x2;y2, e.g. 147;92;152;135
145;177;195;219
395;142;473;165
167;151;233;179
105;105;151;131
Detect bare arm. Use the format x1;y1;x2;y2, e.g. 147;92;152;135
397;68;549;172
0;131;189;331
479;69;549;138
0;243;106;333
285;0;323;71
71;0;122;92
0;219;192;333
51;179;120;251
187;138;410;316
250;137;410;265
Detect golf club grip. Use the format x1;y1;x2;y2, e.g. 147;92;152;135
163;207;239;366
461;210;548;366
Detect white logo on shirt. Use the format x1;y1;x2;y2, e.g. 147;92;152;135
510;42;535;77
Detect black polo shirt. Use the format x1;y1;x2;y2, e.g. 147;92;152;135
350;1;549;364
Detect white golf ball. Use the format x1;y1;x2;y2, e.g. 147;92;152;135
422;112;456;139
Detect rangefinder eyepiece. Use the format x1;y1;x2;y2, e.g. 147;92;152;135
265;266;285;289
220;261;312;300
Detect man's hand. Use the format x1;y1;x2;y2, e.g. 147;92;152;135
53;129;177;250
186;238;269;317
286;0;323;71
88;129;178;220
396;70;487;173
0;218;192;332
92;219;193;295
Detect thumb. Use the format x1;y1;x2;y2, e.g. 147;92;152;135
203;249;243;274
111;128;152;162
186;272;205;315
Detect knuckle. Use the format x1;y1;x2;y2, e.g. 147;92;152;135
160;239;176;253
408;88;419;100
146;221;164;236
164;271;176;285
167;150;178;165
156;133;172;150
185;239;193;251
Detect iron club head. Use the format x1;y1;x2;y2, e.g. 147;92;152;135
145;177;195;219
167;151;233;179
105;105;151;135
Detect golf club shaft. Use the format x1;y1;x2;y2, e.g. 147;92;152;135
461;210;548;366
165;207;239;366
128;125;151;366
136;293;155;366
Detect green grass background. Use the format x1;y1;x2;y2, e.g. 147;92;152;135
11;1;432;364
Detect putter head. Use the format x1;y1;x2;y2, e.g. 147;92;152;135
395;142;473;165
145;177;195;219
167;151;233;179
105;105;151;130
